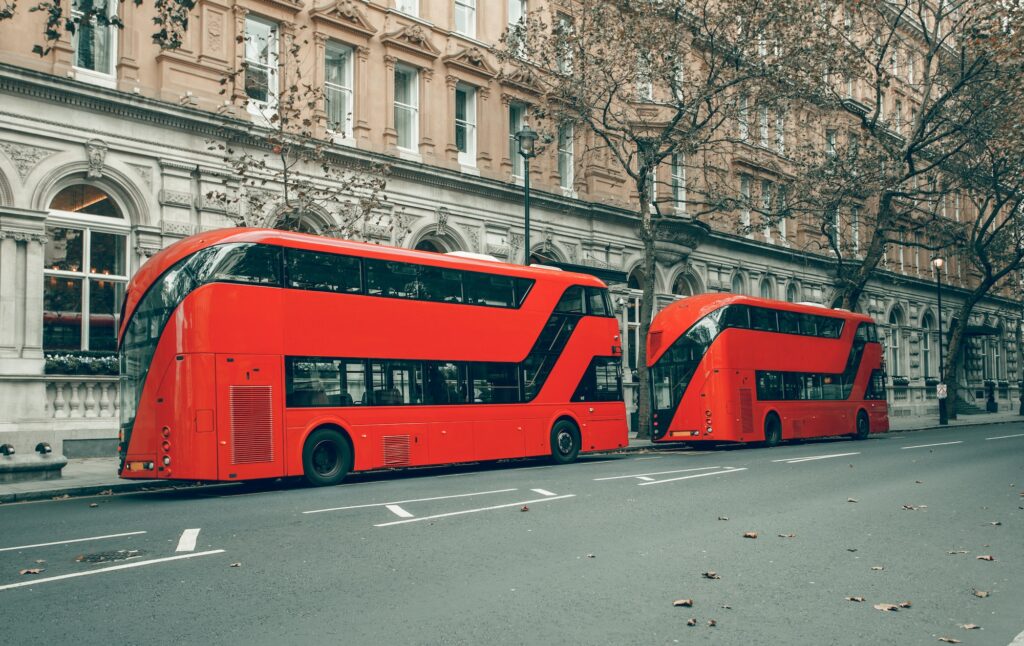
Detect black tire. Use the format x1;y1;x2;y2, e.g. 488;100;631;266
853;410;870;441
550;420;581;465
763;414;782;448
302;428;352;486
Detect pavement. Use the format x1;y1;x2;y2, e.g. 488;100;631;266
1;410;1021;504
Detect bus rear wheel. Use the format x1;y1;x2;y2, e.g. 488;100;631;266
550;420;580;465
853;411;870;441
763;414;782;448
302;428;352;487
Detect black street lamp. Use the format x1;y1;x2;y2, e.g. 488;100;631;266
515;124;538;265
932;256;948;425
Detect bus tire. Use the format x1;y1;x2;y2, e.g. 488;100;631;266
550;419;581;465
302;427;352;487
853;410;870;441
763;413;782;448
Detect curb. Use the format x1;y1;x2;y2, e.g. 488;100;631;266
1;415;1019;503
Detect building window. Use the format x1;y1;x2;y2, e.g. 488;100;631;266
325;41;354;138
758;105;770;147
760;179;773;241
776;185;788;240
454;0;476;37
509;102;526;177
244;16;279;115
825;129;837;157
739;174;751;229
455;83;477;166
671;153;686;212
731;273;745;295
508;0;526;25
394;64;419;151
786;283;799;303
894;99;903;135
738;95;750;141
44;185;130;351
775;111;786;154
759;278;773;300
921;313;933;378
395;0;418;16
851;206;860;255
556;13;574;74
557;123;574;189
888;310;903;377
636;54;653;101
72;0;117;76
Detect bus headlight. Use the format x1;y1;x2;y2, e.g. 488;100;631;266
162;456;171;466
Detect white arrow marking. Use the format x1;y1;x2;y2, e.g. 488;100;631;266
385;505;414;518
175;528;201;553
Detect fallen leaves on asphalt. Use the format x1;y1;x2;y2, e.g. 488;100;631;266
897;601;912;608
848;498;858;503
586;553;595;559
871;566;884;571
959;624;981;630
51;494;69;500
686;618;696;626
976;555;995;561
971;589;989;598
702;571;721;580
742;531;758;539
873;603;900;612
98;489;113;496
672;599;693;607
88;503;98;508
707;619;717;627
987;521;1001;526
520;506;529;512
847;548;858;552
717;516;729;521
229;562;241;567
938;638;961;644
845;596;865;602
19;568;44;575
778;533;796;538
947;550;968;555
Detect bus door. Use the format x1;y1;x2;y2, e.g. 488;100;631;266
215;354;285;481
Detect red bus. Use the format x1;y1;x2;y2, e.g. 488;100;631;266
647;294;889;445
116;228;627;485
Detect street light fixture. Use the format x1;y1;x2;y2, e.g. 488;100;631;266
515;124;538;265
931;256;948;425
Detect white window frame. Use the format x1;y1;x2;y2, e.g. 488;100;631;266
395;0;419;17
455;83;477;167
826;129;837;157
775;111;786;154
851;206;860;255
636;53;653;102
777;186;788;241
671;153;686;213
557;123;574;191
44;202;131;352
760;179;773;242
739;174;751;230
394;64;420;152
71;0;118;86
244;16;279;120
921;315;932;378
738;95;750;142
508;0;526;25
454;0;476;38
324;41;354;140
509;103;526;178
556;13;574;75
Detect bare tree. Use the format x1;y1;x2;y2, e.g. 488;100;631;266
497;0;829;438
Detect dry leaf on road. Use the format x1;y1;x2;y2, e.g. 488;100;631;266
742;531;758;539
88;503;98;508
947;550;968;555
707;619;717;627
938;638;961;644
976;555;995;561
845;596;865;602
959;624;980;630
778;533;796;538
847;498;858;503
971;589;989;598
686;618;696;626
987;521;1001;526
702;571;721;580
718;516;729;521
873;603;899;612
520;506;529;512
19;568;44;575
871;566;884;571
847;548;858;552
897;601;912;608
586;554;595;559
672;599;693;607
229;562;241;568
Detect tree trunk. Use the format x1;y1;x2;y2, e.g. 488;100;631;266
941;285;988;422
635;174;657;440
835;194;895;311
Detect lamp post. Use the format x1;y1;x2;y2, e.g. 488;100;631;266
515;124;538;265
932;256;948;425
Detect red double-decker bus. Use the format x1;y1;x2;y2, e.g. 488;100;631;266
116;229;626;485
647;294;889;445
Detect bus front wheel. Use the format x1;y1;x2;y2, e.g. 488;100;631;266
763;414;782;448
302;428;352;487
853;411;870;441
550;420;581;465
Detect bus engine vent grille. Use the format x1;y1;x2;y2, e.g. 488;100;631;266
229;385;274;464
382;435;411;467
739;388;754;436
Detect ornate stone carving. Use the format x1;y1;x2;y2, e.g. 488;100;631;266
206;11;224;52
127;163;153;191
381;23;441;59
0;141;58;180
161;221;194;236
466;227;480;253
434;206;450;235
393;210;413;246
135;244;162;258
85;139;108;179
443;46;499;79
158;189;193;207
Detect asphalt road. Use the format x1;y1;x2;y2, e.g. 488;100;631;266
1;422;1022;646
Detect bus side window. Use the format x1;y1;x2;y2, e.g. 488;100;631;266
471;363;520;403
465;273;516;307
425;361;467;404
749;307;779;332
867;324;879;342
586;287;611;316
778;310;800;334
798;314;818;336
782;372;804;400
756;371;783;400
572;357;623;402
207;243;282;286
285;249;361;294
513;278;534;307
419;265;464;303
366;259;418;299
721;304;750;329
855;323;868;341
817;317;844;339
555;286;586;314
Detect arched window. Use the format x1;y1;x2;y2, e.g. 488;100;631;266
785;282;799;303
624;267;645;373
730;273;745;295
274;211;321;234
626;268;645;291
921;312;933;379
672;273;694;297
44;184;130;351
759;278;773;300
415;239;446;253
887;309;904;377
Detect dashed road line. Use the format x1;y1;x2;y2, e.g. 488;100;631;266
0;550;225;591
986;433;1024;441
901;441;963;450
593;466;724;482
773;452;860;464
637;467;748;486
175;528;201;553
303;488;518;515
375;494;575;527
385;505;414;518
531;488;557;497
0;531;147;554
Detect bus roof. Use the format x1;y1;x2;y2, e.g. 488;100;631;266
120;228;608;339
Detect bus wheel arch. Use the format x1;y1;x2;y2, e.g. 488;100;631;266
763;411;782;448
853;410;870;440
549;416;581;465
301;424;354;487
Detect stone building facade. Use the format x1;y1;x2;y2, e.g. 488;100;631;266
0;0;1019;456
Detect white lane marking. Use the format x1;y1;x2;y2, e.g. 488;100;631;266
385;505;414;518
0;531;147;554
1009;628;1024;645
0;550;225;591
303;488;518;514
986;433;1024;441
901;441;963;450
636;476;656;482
531;489;557;497
175;528;201;553
576;459;614;465
633;456;664;461
376;495;575;527
638;467;748;486
772;452;860;464
594;466;724;482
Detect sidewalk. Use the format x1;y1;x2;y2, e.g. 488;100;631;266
2;412;1021;504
